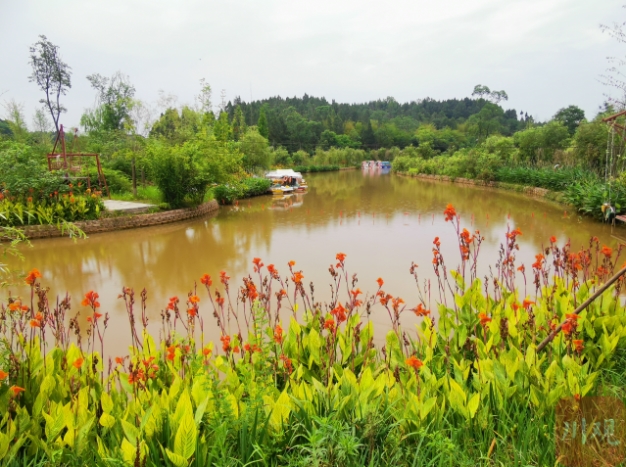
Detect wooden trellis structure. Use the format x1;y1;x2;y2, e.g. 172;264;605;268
46;125;110;199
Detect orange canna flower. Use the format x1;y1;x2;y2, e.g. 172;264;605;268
220;335;231;352
336;252;346;262
25;268;42;286
601;245;613;258
443;204;456;222
200;274;212;286
411;303;430;317
517;265;525;273
267;264;278;278
81;290;100;308
29;319;41;328
274;324;283;344
73;358;84;369
292;271;304;284
216;296;225;306
189;295;200;304
550;236;557;243
565;313;580;321
331;303;347;323
376;277;384;287
9;386;25;396
324;318;335;332
0;370;8;380
187;308;197;317
405;356;424;371
522;299;534;309
562;321;574;335
573;339;584;353
220;270;230;285
203;347;212;357
252;257;264;272
532;254;545;269
478;312;492;327
115;357;124;365
433;236;441;248
288;260;296;267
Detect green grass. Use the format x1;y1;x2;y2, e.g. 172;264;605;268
110;185;163;204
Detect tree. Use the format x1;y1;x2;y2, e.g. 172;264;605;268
28;35;72;133
240;128;270;170
601;12;626;107
32;108;52;147
231;105;246;141
257;105;269;139
2;100;28;142
213;111;232;142
83;72;136;132
195;78;212;114
553;105;585;135
472;85;508;104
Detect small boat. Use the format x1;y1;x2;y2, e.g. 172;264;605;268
265;169;307;193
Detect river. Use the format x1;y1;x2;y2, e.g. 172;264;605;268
4;169;622;354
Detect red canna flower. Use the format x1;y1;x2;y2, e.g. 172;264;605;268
200;274;212;286
517;265;525;273
324;318;335;332
601;245;613;258
336;252;346;262
405;356;424;371
187;308;197;317
376;277;384;287
25;268;42;286
115;357;124;365
433;237;441;248
252;257;264;272
331;303;347;323
550;236;557;243
73;358;84;369
267;264;279;278
522;299;534;309
532;254;545;269
443;204;456;222
0;370;8;380
81;290;101;308
203;347;212;356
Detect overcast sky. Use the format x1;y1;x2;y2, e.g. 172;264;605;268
1;0;624;129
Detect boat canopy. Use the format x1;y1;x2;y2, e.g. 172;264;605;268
265;169;304;181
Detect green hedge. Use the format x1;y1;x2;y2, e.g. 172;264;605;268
214;178;272;205
293;165;340;173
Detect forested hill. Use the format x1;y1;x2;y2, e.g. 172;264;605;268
224;94;525;151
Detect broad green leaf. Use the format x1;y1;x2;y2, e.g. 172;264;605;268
174;412;197;460
166;448;188;467
99;413;116;428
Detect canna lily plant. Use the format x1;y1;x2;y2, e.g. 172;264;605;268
0;203;625;465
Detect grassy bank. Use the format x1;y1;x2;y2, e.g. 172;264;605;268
1;208;625;466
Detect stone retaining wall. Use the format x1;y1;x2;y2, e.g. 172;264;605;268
18;200;219;240
400;173;551;198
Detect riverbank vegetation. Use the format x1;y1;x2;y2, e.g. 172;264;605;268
1;206;625;465
1;34;623;222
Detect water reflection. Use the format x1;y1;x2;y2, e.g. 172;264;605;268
5;170;623;353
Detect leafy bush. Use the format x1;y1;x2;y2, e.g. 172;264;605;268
86;167;132;194
0;192;104;226
214;178;272;204
148;142;209;208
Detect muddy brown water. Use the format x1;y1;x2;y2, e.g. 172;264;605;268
4;169;623;357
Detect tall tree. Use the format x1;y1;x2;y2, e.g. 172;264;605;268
257;105;269;139
28;35;72;133
83;72;136;132
214;111;232;142
553;105;585;135
231;105;247;141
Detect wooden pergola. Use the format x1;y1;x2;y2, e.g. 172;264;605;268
46;125;110;199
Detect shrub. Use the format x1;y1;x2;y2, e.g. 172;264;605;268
86;167;132;194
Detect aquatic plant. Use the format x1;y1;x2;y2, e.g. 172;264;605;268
0;204;625;465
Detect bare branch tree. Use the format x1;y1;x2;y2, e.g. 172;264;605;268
28;35;72;133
